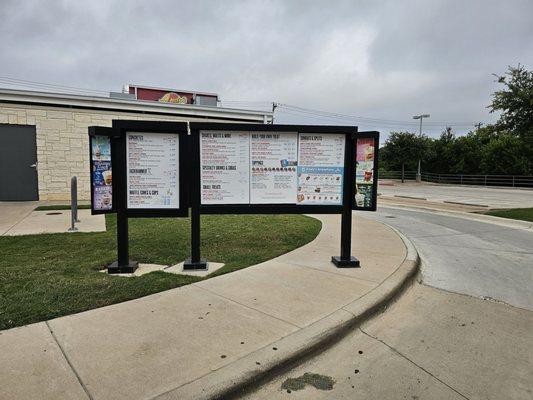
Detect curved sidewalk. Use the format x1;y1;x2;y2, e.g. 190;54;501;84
0;214;419;400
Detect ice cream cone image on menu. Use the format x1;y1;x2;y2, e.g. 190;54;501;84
364;145;374;161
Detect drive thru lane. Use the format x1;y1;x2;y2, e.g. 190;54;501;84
361;206;533;310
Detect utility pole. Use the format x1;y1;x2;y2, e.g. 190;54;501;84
412;114;430;183
474;122;483;130
271;102;278;124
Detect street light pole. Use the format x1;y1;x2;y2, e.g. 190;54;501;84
412;114;430;182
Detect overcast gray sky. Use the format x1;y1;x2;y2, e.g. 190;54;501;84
1;0;532;138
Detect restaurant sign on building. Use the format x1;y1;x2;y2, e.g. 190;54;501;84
126;84;219;107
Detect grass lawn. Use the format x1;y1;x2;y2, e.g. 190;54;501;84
0;214;321;330
485;207;533;222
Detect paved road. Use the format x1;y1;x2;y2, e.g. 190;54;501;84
243;207;533;399
364;207;533;310
378;182;533;209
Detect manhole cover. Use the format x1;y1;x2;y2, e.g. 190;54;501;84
46;212;63;215
385;215;396;218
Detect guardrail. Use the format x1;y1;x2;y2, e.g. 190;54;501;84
379;171;533;188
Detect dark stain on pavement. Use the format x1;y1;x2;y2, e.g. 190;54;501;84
281;372;335;392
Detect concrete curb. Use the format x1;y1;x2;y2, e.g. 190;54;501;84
156;228;420;400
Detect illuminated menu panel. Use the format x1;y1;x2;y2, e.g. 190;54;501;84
126;132;179;209
200;131;250;204
250;132;298;204
297;133;345;205
200;131;346;206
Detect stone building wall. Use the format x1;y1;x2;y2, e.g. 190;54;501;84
0;103;231;200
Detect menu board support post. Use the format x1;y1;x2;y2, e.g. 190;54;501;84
108;134;138;274
332;132;360;268
184;131;208;270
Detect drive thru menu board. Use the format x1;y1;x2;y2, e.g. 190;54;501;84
126;132;180;209
200;131;345;206
90;135;113;211
200;131;250;204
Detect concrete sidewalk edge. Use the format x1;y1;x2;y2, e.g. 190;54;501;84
157;232;420;400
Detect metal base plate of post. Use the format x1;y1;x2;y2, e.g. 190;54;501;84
331;256;360;268
183;258;208;271
107;261;139;274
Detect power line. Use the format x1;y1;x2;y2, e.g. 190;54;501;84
278;103;483;127
0;76;108;96
275;107;478;131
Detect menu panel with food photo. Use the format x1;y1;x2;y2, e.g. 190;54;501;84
296;133;345;205
200;131;250;204
91;135;113;211
250;132;298;204
355;138;375;208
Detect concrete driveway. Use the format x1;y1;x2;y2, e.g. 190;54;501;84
379;181;533;209
366;206;533;310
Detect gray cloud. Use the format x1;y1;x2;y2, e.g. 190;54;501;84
1;0;532;137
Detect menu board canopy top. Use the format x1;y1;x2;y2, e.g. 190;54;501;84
88;126;116;138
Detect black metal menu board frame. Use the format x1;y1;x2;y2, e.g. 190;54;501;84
88;121;189;274
113;120;189;218
190;123;355;215
88;121;380;274
188;123;362;268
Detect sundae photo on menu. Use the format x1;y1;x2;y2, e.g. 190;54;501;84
91;135;111;162
297;133;345;205
355;137;375;208
250;132;298;203
126;132;180;209
200;131;250;204
91;135;112;211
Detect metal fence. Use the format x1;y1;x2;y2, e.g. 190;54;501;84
379;170;533;188
379;170;417;181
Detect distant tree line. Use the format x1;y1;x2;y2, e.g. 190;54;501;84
380;65;533;176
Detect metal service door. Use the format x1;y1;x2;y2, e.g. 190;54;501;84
0;124;39;200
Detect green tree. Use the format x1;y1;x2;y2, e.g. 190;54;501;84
479;132;531;175
426;127;456;174
380;132;427;182
489;65;533;143
381;65;533;178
